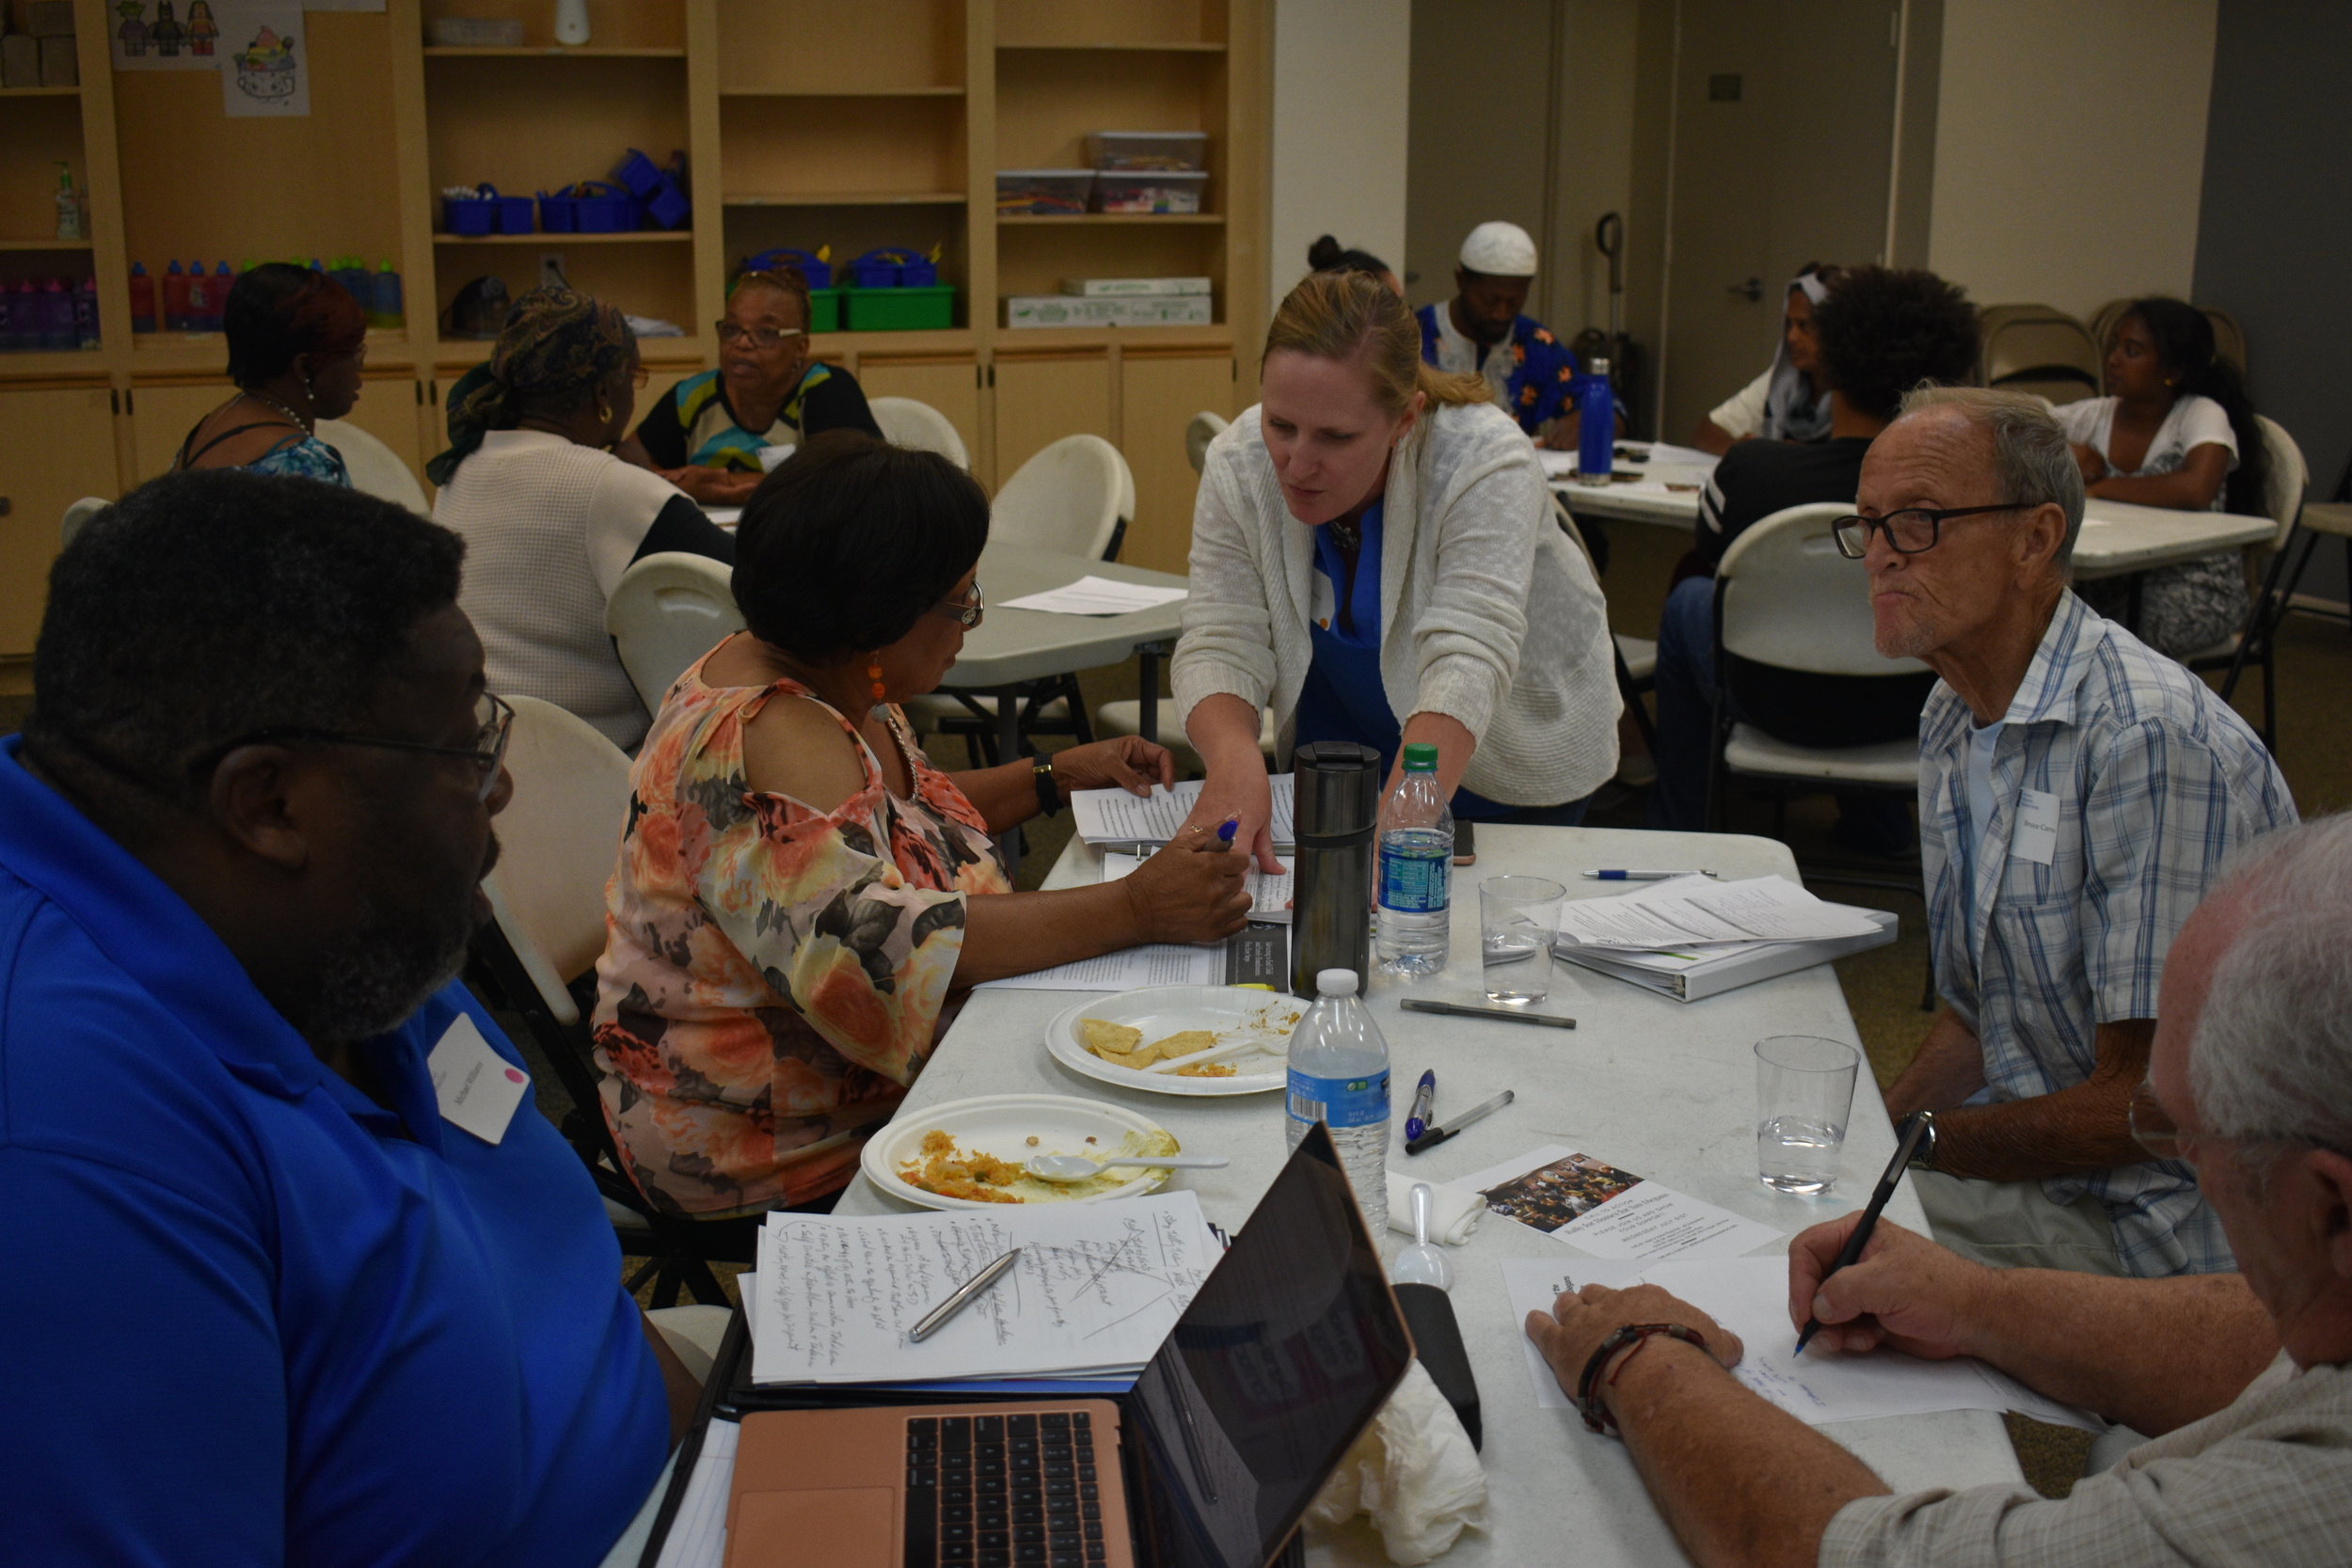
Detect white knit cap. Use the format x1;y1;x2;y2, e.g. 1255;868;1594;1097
1459;221;1538;277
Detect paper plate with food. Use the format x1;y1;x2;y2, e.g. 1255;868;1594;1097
862;1093;1186;1211
1043;985;1304;1097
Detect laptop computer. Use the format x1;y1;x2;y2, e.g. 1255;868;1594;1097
716;1121;1413;1568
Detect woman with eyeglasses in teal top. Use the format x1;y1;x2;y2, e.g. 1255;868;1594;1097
618;267;883;508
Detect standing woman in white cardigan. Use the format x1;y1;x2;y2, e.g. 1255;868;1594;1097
1174;270;1620;871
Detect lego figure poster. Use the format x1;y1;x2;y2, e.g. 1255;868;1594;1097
218;3;308;118
113;1;215;70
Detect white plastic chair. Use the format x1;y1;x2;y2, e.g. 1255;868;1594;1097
1091;700;1276;775
315;418;430;515
468;694;740;1305
1184;410;1228;476
1708;502;1929;821
868;395;970;470
2211;414;2311;745
1550;495;1657;748
60;495;107;549
604;551;745;714
992;434;1132;561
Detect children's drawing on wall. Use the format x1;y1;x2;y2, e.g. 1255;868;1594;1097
113;1;215;69
217;4;308;118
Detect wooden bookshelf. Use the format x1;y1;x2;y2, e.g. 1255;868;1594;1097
0;0;1269;675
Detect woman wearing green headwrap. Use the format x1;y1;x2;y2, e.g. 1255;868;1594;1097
431;286;738;751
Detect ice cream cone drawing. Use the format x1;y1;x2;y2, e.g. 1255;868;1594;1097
230;24;298;101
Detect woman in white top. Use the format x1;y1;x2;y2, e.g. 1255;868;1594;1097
1691;264;1840;455
1173;270;1620;871
2055;297;2269;658
428;286;737;750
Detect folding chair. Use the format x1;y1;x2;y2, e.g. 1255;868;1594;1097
2192;414;2306;748
1979;304;2102;406
605;551;745;716
464;695;749;1307
869;395;971;470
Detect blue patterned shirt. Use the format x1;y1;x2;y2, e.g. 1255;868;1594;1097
1919;591;2296;1276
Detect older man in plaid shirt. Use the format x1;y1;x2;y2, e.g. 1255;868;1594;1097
1854;387;2294;1278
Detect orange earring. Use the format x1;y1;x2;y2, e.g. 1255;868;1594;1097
868;659;887;705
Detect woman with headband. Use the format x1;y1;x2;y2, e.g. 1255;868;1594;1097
1691;263;1843;454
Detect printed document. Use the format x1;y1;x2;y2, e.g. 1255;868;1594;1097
1554;875;1883;951
1070;774;1296;848
996;576;1189;615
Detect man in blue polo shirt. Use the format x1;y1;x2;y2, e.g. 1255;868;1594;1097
1;471;673;1565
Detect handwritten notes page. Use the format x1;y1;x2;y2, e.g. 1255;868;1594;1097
1500;1256;2099;1430
1449;1144;1781;1262
1554;875;1883;952
1102;849;1295;924
750;1192;1216;1386
1070;775;1297;848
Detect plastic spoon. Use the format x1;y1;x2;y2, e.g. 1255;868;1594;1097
1391;1182;1454;1291
1026;1152;1232;1181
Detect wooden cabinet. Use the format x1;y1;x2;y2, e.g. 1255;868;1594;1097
993;349;1112;483
856;354;982;474
1118;348;1233;573
340;373;434;485
126;381;232;482
0;385;119;657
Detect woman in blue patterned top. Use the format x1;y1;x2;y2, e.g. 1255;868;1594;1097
617;266;880;508
172;262;365;486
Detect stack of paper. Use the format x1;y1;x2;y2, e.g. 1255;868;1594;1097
1102;848;1294;923
1069;774;1296;850
995;576;1189;616
747;1192;1218;1386
1552;876;1897;1002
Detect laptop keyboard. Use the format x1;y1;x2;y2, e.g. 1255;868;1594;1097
904;1411;1107;1567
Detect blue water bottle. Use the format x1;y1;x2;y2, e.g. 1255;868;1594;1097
1575;356;1614;485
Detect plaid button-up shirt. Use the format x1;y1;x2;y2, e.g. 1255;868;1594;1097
1919;592;2296;1276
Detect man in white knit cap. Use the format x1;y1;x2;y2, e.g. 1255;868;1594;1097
1416;220;1590;448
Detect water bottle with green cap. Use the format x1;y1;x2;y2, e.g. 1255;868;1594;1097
1375;741;1454;975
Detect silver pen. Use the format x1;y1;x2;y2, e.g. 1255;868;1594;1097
1401;998;1577;1030
907;1246;1024;1343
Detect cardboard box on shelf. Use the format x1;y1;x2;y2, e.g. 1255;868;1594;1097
37;31;75;86
1059;277;1212;298
1006;293;1214;329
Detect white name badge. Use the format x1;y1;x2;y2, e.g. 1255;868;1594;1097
2011;788;2059;866
1310;572;1336;632
427;1014;531;1146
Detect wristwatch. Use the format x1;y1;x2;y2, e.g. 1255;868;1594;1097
1032;754;1061;817
1904;1110;1939;1172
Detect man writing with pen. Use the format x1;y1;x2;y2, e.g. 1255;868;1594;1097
1522;815;2352;1567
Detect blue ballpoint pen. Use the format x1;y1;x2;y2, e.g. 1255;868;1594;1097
1404;1069;1437;1143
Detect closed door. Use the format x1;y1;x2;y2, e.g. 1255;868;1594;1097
0;386;120;657
1119;350;1234;574
1660;0;1899;444
856;356;981;477
993;352;1114;489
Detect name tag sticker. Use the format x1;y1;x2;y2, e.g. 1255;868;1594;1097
1310;573;1336;631
427;1013;530;1146
2011;788;2059;866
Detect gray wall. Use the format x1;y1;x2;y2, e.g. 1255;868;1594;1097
2193;0;2351;601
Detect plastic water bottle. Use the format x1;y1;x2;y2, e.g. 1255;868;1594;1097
1375;741;1454;976
1286;969;1391;1234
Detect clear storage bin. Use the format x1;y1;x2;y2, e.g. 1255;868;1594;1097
1095;170;1208;214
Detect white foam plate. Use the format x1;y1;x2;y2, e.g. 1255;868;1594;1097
1044;985;1302;1097
862;1093;1179;1210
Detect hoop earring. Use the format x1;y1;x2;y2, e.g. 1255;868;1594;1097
868;659;887;705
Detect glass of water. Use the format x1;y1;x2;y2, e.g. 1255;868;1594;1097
1754;1035;1861;1195
1479;876;1565;1005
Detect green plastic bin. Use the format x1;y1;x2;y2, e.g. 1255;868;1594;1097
842;284;954;331
807;287;840;333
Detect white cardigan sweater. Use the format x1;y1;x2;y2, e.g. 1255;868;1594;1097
1172;400;1620;806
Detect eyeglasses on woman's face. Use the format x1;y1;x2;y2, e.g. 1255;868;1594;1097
932;578;984;629
715;321;807;351
1831;503;2024;560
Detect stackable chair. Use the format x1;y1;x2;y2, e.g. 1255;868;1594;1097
315;418;430;515
464;695;747;1307
1978;304;2102;405
868;395;970;470
605;550;745;715
1184;410;1229;475
60;495;107;549
2217;416;2322;746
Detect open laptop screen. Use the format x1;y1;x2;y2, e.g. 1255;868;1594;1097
1123;1124;1413;1568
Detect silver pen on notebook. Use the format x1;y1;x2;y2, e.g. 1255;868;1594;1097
907;1247;1024;1343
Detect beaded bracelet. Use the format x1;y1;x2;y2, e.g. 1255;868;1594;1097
1576;1322;1708;1433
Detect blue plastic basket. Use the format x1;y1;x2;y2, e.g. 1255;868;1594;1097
849;247;937;289
445;183;534;237
612;149;691;230
541;182;637;233
740;247;831;290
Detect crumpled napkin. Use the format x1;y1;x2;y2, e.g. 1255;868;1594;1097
1305;1358;1488;1563
1385;1172;1483;1245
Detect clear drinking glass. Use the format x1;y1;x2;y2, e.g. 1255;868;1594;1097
1479;876;1566;1005
1754;1035;1861;1195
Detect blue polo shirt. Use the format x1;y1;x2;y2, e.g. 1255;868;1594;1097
0;736;667;1566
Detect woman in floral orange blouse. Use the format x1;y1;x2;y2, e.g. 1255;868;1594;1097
593;432;1252;1215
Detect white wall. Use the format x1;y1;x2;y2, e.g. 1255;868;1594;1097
1268;0;1413;323
1926;0;2217;321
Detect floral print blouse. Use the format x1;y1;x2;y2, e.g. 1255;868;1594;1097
591;654;1011;1215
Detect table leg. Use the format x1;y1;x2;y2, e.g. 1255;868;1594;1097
1136;641;1170;746
996;685;1025;869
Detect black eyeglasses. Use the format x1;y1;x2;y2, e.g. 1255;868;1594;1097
191;691;515;802
933;578;984;629
1831;504;2023;559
